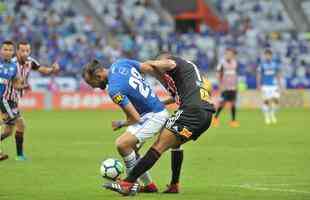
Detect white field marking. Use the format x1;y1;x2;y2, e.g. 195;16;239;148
252;183;310;187
213;184;310;195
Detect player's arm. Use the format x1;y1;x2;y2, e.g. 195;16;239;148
140;59;177;75
29;58;59;75
112;102;141;131
110;92;141;131
162;97;175;105
37;63;60;75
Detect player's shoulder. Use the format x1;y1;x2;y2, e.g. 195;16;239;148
111;59;130;69
11;57;17;63
107;83;128;105
171;55;187;65
27;56;40;65
107;77;126;95
113;58;136;65
9;58;18;68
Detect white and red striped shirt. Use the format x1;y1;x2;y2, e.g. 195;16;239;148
216;58;238;91
3;56;40;103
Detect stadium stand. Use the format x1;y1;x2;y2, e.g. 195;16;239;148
0;0;309;89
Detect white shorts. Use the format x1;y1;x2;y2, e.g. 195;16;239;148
262;85;280;100
127;109;169;143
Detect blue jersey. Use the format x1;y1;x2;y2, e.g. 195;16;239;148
0;59;18;97
108;59;165;115
257;60;280;86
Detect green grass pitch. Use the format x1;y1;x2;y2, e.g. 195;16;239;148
1;109;309;200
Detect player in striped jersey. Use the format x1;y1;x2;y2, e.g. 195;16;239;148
213;48;240;128
0;41;60;161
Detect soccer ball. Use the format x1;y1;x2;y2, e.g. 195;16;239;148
100;158;124;180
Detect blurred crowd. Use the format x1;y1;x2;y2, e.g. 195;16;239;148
1;0;310;88
1;0;103;77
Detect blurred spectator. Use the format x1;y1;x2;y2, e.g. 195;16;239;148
1;0;309;89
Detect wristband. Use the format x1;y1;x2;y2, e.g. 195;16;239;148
117;121;126;128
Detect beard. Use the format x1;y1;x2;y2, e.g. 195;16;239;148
99;80;108;90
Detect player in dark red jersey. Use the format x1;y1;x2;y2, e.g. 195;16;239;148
103;53;215;196
0;41;60;161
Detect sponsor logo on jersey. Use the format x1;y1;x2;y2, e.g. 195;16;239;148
179;127;192;139
112;93;124;105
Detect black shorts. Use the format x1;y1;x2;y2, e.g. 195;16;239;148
165;105;214;142
0;99;20;125
221;90;237;102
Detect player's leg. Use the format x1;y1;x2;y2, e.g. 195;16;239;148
262;99;271;124
270;88;280;124
0;100;15;161
104;108;213;196
231;100;236;120
0;122;9;161
115;110;169;192
115;132;140;171
213;92;227;127
0;124;14;161
126;128;183;182
270;97;279;124
15;116;26;160
229;91;239;127
0;124;14;141
115;132;154;189
104;128;183;196
261;87;272;124
0;100;18;141
215;94;226;118
163;145;183;193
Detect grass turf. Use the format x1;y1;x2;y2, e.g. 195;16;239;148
0;109;309;200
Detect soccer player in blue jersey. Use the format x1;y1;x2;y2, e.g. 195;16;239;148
82;59;171;192
257;49;282;124
0;41;27;161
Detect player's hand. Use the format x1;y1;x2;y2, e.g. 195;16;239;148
112;120;125;131
51;63;60;74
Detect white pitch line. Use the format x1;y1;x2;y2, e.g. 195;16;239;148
214;184;310;195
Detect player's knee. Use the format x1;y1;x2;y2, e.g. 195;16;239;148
152;137;172;154
115;138;131;153
172;144;181;150
16;119;26;132
16;123;26;132
3;125;14;135
152;141;170;154
2;131;12;137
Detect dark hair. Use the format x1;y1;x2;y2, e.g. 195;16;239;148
17;41;30;49
157;51;172;59
82;59;102;80
264;49;272;55
226;48;237;54
1;40;15;47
